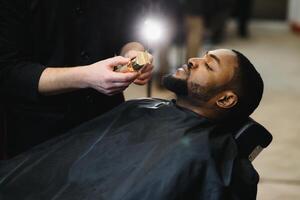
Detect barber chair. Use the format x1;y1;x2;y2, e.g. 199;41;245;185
234;118;272;161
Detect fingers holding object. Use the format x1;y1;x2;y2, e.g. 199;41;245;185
111;71;139;83
105;56;130;67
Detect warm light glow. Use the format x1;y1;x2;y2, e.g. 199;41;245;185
140;17;166;44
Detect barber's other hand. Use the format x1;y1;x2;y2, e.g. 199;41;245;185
124;50;154;85
83;56;138;96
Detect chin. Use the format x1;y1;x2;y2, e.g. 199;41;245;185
162;74;188;96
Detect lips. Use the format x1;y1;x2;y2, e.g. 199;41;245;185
174;64;190;79
177;64;190;75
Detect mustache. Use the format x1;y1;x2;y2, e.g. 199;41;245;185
182;64;191;74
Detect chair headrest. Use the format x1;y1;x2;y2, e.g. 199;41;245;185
234;118;272;161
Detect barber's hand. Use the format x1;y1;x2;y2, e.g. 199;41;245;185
124;50;154;85
83;56;138;96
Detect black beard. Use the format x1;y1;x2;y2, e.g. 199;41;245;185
162;74;188;96
163;74;222;103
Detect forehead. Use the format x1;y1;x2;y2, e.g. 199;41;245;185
208;49;238;68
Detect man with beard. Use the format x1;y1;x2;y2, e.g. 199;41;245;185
162;48;263;120
0;49;265;200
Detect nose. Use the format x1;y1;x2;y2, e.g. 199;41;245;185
188;58;202;69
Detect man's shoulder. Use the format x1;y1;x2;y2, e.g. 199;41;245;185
124;98;172;109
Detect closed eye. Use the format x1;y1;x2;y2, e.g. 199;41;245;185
205;63;213;71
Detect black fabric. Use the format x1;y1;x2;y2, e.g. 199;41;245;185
0;99;259;200
0;0;151;157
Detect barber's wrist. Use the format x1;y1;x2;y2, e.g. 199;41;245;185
73;66;90;89
38;66;89;95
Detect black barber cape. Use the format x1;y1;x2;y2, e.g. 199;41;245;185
0;99;259;200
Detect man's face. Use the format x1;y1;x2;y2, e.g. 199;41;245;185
163;49;238;102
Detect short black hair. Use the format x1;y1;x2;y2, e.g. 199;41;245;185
230;49;264;118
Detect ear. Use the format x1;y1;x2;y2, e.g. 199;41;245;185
216;91;238;109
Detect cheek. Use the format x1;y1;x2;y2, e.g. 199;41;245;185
188;73;212;88
187;81;198;96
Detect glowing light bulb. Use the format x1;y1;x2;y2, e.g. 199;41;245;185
140;17;166;44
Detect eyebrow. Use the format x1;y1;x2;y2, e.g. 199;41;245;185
206;51;220;64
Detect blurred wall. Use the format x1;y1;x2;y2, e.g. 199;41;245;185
288;0;300;22
288;0;300;33
252;0;288;20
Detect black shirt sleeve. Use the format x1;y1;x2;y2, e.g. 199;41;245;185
0;0;47;102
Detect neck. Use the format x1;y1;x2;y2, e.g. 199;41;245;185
176;97;219;120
